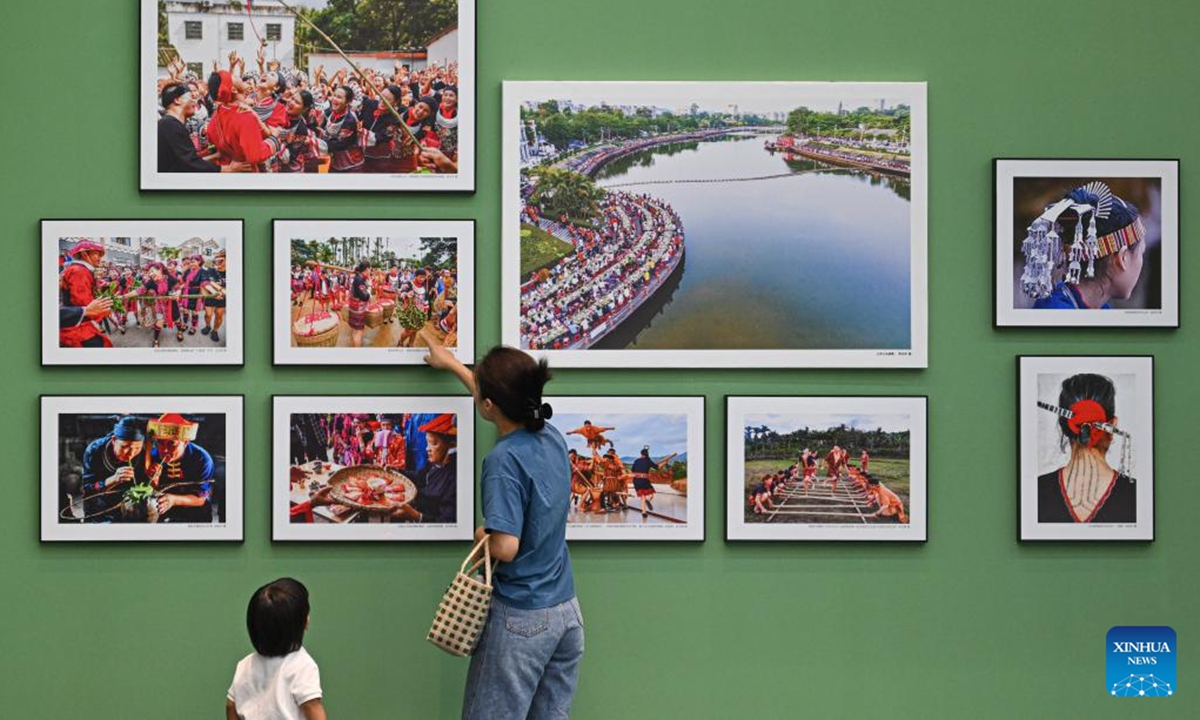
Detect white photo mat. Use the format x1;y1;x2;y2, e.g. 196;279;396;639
41;395;244;542
502;80;928;368
138;0;475;192
41;220;244;366
272;219;474;365
272;395;475;541
995;159;1179;327
547;396;706;542
725;396;927;541
1018;356;1154;541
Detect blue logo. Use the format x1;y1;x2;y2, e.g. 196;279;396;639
1107;626;1176;697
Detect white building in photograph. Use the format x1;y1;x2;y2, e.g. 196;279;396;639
58;237;144;266
305;51;428;78
163;1;295;77
424;24;458;66
178;237;223;259
57;236;221;266
307;22;458;77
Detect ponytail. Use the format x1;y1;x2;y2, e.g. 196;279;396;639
475;346;553;432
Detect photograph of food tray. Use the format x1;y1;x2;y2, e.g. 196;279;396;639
273;395;474;541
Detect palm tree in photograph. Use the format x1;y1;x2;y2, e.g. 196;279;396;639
529;167;604;226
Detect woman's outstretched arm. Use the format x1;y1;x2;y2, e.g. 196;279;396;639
421;329;476;395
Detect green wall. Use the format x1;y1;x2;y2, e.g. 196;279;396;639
2;0;1195;717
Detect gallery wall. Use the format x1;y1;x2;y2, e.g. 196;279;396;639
2;0;1197;717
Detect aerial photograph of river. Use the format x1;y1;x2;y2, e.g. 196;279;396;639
508;82;925;365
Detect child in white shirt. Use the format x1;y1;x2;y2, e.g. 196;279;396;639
226;578;327;720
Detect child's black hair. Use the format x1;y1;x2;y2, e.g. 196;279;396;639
247;577;309;657
475;346;553;432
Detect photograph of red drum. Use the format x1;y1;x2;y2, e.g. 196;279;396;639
273;220;474;365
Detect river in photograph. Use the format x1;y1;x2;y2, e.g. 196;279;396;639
589;134;912;350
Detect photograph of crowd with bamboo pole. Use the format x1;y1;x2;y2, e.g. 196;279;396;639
273;220;473;365
542;396;705;541
41;220;244;366
726;396;926;541
503;81;927;368
141;0;474;191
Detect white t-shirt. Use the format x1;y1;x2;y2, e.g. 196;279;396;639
227;647;323;720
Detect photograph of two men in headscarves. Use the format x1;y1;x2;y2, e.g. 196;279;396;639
43;396;244;542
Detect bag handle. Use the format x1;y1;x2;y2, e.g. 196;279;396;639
461;534;493;587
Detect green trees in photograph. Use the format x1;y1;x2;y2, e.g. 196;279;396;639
290;236;450;269
418;236;457;270
745;423;911;460
785;104;911;140
527;167;603;225
304;0;458;53
521;101;783;153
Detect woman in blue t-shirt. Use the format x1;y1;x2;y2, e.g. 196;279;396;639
423;332;584;720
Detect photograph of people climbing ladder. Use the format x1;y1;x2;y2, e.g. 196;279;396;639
545;396;705;541
725;396;927;541
503;81;927;368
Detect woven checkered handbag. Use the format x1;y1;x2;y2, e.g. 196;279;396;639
427;535;494;657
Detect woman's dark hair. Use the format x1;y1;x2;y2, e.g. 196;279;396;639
247;577;309;657
339;85;355;103
298;89;314;111
1058;373;1116;446
207;71;223;102
355;260;370;274
475;346;553;432
383;85;404;104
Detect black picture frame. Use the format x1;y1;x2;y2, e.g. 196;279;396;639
723;394;929;543
270;394;477;543
138;0;478;194
40;218;246;368
992;158;1180;329
271;218;477;368
545;394;708;544
40;394;246;544
1015;354;1156;543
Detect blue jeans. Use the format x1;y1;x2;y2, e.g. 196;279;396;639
462;596;585;720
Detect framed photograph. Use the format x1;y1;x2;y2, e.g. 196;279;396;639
41;396;244;542
273;219;474;365
1018;356;1154;541
140;0;475;192
725;396;927;542
502;81;928;368
272;395;474;541
995;159;1179;327
42;220;244;366
546;396;705;542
